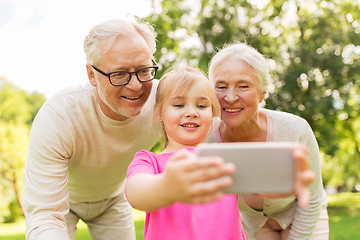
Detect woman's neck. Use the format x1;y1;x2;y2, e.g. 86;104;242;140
219;109;268;143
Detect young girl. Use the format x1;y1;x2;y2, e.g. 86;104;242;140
125;66;248;240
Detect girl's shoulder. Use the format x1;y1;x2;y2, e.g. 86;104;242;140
133;150;165;163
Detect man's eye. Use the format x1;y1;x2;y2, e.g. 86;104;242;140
139;69;150;74
112;72;127;78
239;85;249;88
216;85;227;89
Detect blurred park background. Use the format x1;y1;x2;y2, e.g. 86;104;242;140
1;0;359;239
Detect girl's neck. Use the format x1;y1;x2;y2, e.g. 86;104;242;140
219;109;268;143
161;142;199;153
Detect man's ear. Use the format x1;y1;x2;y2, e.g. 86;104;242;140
86;64;97;86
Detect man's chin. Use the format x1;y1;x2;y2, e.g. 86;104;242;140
116;106;144;119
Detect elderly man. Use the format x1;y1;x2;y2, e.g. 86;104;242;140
24;19;160;240
24;18;236;240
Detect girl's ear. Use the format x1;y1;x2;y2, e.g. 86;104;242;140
155;109;163;122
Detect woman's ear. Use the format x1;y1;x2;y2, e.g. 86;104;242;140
259;91;267;103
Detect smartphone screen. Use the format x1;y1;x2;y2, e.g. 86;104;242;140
196;142;295;194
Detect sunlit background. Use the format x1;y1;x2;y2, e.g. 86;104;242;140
0;0;153;98
1;0;360;239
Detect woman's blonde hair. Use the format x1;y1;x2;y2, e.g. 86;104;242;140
154;66;221;147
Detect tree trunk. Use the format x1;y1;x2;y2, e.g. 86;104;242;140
12;171;25;217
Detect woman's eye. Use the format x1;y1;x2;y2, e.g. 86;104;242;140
239;85;249;89
216;85;227;89
173;104;184;108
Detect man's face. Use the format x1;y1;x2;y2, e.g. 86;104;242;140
87;34;154;121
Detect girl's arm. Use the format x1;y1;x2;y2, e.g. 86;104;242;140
126;149;235;212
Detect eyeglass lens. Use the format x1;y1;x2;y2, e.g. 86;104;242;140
110;67;157;85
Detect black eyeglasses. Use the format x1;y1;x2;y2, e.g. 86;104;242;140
91;60;159;86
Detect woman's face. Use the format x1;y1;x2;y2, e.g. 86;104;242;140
212;57;266;128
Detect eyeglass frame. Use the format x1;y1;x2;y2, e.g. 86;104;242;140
91;60;159;86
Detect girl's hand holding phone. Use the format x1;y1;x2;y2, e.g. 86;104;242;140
162;149;236;204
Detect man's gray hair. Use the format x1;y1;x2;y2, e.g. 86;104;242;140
84;19;157;65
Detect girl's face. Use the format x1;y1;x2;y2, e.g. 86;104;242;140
160;81;213;150
212;57;266;129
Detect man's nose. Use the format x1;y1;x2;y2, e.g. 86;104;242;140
126;74;142;91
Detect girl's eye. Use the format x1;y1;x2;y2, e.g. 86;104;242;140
197;104;208;109
173;104;184;108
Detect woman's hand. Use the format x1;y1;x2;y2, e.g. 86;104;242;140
293;144;315;208
260;144;315;208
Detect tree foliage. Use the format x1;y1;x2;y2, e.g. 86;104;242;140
142;0;360;189
0;77;46;222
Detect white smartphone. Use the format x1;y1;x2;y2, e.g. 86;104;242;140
196;142;296;194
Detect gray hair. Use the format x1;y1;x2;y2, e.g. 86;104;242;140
84;19;157;65
208;42;271;91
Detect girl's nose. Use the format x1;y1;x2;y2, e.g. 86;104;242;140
185;107;199;118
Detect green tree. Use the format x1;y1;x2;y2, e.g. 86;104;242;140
142;0;360;189
0;122;29;222
0;77;46;222
265;0;360;189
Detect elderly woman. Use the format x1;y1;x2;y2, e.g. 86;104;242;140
207;42;328;240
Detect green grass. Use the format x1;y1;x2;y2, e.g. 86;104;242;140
1;193;359;240
327;192;360;240
0;210;146;240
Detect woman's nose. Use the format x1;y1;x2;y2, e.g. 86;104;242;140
224;91;239;104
